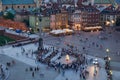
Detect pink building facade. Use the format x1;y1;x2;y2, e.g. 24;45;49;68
50;15;56;29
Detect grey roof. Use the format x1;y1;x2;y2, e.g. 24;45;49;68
115;0;120;4
2;0;35;5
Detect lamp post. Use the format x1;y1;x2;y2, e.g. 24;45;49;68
93;58;98;76
106;48;109;57
105;48;112;80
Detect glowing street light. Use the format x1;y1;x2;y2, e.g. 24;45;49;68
106;48;109;53
108;57;111;61
111;20;115;24
106;21;110;25
106;48;109;57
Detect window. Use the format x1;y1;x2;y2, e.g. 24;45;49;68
6;6;8;9
23;6;25;8
17;6;20;8
28;5;31;8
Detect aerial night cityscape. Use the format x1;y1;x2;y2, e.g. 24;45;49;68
0;0;120;80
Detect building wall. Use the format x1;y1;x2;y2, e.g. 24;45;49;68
81;10;100;27
29;15;36;31
50;15;56;29
100;14;117;27
61;10;68;28
29;15;50;33
40;16;50;28
50;10;68;30
69;10;82;30
0;1;2;12
2;4;35;11
55;13;62;29
15;14;29;22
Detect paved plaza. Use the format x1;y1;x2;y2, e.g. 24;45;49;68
43;29;120;70
0;28;120;80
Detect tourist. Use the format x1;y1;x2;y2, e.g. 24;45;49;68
30;67;33;71
62;70;65;76
25;68;28;72
32;72;34;77
12;60;15;65
34;67;37;71
37;67;39;71
16;53;19;56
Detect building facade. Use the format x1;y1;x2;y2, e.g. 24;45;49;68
1;0;36;11
80;5;100;28
50;9;68;30
100;5;120;27
69;10;82;30
29;15;50;32
0;0;2;12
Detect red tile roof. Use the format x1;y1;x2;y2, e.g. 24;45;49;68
0;18;29;31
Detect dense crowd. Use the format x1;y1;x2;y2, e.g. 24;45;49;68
36;46;96;80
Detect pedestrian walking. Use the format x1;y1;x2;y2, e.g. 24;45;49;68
66;78;68;80
32;72;34;77
16;53;19;56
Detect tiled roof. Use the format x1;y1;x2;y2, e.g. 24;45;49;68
101;5;120;15
94;0;111;4
77;5;99;12
0;18;28;31
115;0;120;4
2;0;35;5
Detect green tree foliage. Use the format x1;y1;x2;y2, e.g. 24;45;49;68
3;12;15;20
22;19;29;27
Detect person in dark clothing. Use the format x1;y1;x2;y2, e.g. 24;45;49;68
32;72;34;77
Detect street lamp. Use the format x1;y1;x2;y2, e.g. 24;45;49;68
93;58;98;76
105;49;112;80
106;48;109;56
111;20;115;24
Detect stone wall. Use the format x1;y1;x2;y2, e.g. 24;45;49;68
4;32;27;40
0;29;5;36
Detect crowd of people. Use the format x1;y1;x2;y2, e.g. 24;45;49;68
36;45;95;80
0;64;9;80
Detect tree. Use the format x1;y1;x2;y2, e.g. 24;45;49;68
3;11;15;20
22;19;29;27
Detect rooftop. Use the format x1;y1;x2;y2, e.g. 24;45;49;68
115;0;120;4
1;0;35;5
94;0;111;4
